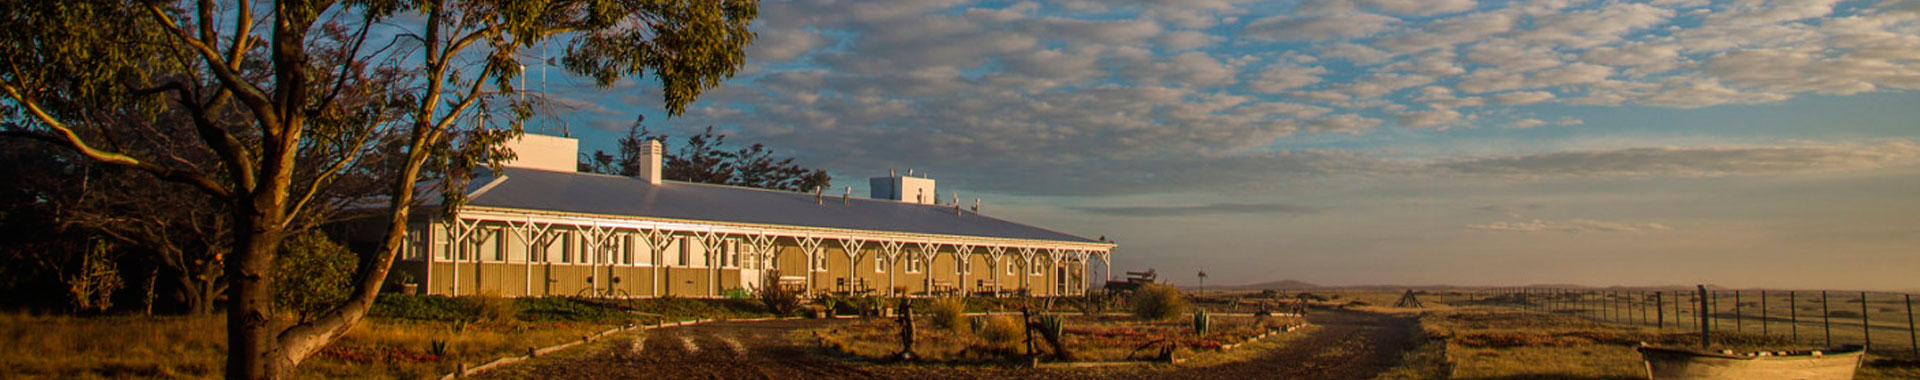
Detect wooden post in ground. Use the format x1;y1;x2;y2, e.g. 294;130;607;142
1761;290;1769;337
1905;294;1915;355
1640;291;1648;325
1791;291;1799;345
1862;292;1871;350
1735;290;1743;333
1656;292;1664;329
1822;290;1832;347
1698;285;1710;349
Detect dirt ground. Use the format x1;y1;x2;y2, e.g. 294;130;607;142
474;309;1420;380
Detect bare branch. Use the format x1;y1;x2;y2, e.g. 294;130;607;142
146;4;280;130
0;83;233;199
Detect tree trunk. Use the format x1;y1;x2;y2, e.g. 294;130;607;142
226;207;287;379
177;273;221;316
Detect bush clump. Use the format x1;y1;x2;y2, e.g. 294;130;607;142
928;297;969;332
276;231;358;322
978;315;1024;349
758;272;801;316
471;292;519;322
1130;283;1190;320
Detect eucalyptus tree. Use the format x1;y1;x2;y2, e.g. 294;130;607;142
583;124;834;192
0;0;756;378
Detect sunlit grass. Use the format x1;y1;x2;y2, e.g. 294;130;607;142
0;295;766;379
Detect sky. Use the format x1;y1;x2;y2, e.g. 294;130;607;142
524;0;1920;291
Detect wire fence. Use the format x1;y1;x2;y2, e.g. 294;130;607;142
1472;287;1918;355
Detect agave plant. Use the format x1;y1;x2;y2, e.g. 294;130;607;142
1192;310;1211;336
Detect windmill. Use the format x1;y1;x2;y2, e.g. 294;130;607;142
1197;270;1208;296
1394;289;1424;308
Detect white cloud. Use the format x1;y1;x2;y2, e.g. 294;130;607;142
1468;219;1675;233
1508;118;1548;128
1249;65;1328;93
1243;11;1400;41
1432;141;1920;179
1493;91;1557;105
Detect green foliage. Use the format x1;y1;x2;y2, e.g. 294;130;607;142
370;294;471;321
471;293;519;322
275;231;358;322
928;297;969;332
1130;283;1190;320
514;297;636;322
756;273;801;316
428;339;452;360
1037;314;1065;341
1193;310;1211;335
583;126;832;192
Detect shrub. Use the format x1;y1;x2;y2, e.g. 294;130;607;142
978;315;1024;349
276;230;358;322
470;292;519;322
929;297;969;332
758;272;801;316
1130;283;1189;320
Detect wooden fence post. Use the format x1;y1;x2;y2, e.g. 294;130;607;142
1640;291;1649;326
1790;291;1799;345
1734;290;1743;333
1697;285;1710;349
1905;294;1915;355
1861;292;1871;350
1761;290;1769;337
1822;290;1832;347
1656;292;1664;329
1709;290;1718;332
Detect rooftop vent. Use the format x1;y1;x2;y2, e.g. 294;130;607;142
500;133;579;173
870;169;936;205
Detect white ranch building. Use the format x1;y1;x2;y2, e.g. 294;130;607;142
386;134;1116;298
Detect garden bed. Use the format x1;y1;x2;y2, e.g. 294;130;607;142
813;313;1304;364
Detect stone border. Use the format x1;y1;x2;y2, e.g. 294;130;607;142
1215;324;1304;352
438;316;804;379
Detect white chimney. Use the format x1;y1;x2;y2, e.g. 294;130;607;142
638;139;663;184
501;133;579;172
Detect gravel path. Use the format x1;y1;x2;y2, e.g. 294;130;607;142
474;310;1419;380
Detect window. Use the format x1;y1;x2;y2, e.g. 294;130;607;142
1030;258;1044;275
906;255;924;274
814;253;828;272
874;255;887;273
1006;260;1015;275
739;245;756;269
677;237;691;267
487;228;506;262
556;232;573;264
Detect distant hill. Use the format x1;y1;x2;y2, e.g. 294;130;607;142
1217;279;1320;290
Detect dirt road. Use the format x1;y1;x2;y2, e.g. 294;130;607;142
475;310;1420;380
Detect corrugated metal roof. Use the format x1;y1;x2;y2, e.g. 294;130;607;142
464;167;1103;244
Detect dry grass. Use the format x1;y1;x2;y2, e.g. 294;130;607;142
0;312;624;380
0;313;224;380
1410;305;1920;380
814;313;1304;363
297;318;623;379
